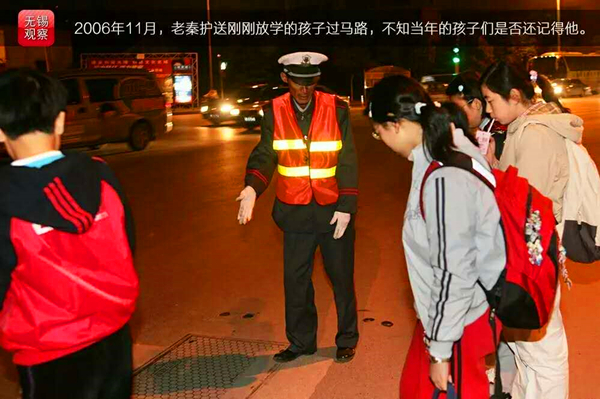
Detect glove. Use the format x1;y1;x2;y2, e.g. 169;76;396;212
236;186;257;225
330;211;351;239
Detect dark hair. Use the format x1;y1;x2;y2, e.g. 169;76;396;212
446;71;486;118
0;68;67;139
440;102;479;148
480;61;569;113
535;74;569;113
365;75;458;164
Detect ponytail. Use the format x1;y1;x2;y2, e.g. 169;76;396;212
535;74;570;113
440;101;480;148
420;104;456;164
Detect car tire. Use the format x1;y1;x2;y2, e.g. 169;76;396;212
211;120;222;127
129;121;152;151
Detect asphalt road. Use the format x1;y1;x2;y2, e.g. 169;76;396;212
0;96;599;398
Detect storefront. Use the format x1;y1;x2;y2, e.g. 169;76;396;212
81;52;199;108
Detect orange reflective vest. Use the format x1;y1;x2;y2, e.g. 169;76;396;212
272;91;342;205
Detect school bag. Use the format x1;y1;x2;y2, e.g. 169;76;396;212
558;139;600;263
420;151;563;399
419;151;562;329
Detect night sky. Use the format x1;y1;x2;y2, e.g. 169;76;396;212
2;0;599;96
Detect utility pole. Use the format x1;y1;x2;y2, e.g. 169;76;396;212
557;0;562;52
453;47;460;75
207;0;214;91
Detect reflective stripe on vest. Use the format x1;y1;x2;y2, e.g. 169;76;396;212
273;139;342;152
278;165;337;179
309;140;342;152
273;139;306;150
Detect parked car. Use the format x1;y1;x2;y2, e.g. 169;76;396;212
420;81;448;103
419;74;456;103
55;69;171;151
551;78;592;97
1;69;172;157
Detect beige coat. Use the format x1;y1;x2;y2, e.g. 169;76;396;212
499;104;584;223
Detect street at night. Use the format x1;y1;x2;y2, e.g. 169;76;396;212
1;96;598;398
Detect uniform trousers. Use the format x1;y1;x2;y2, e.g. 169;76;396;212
283;224;358;353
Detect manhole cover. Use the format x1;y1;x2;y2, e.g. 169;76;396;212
133;335;287;398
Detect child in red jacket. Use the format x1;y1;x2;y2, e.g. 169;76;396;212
0;68;139;399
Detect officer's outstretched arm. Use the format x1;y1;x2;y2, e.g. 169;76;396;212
237;106;277;225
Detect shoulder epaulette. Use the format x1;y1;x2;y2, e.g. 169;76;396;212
262;101;273;111
335;97;349;109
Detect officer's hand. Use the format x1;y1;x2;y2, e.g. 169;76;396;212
236;186;257;225
330;211;351;239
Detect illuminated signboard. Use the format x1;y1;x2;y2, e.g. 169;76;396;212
173;75;192;104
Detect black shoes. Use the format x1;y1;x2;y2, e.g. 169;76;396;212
273;347;316;363
335;347;356;363
273;346;356;363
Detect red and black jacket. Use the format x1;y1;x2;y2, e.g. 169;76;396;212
0;153;138;366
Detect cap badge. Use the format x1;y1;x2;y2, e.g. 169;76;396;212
301;54;311;66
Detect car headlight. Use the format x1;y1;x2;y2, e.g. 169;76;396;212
259;109;264;117
230;108;240;116
553;86;563;94
220;104;233;113
200;105;209;113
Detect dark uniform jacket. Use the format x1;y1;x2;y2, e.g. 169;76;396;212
244;92;358;233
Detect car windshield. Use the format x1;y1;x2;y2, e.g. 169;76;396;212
422;82;447;94
232;87;265;102
260;87;288;101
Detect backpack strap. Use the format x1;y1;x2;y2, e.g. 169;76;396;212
419;161;443;220
419;152;496;220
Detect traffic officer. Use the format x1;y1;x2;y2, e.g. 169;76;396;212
236;52;359;363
